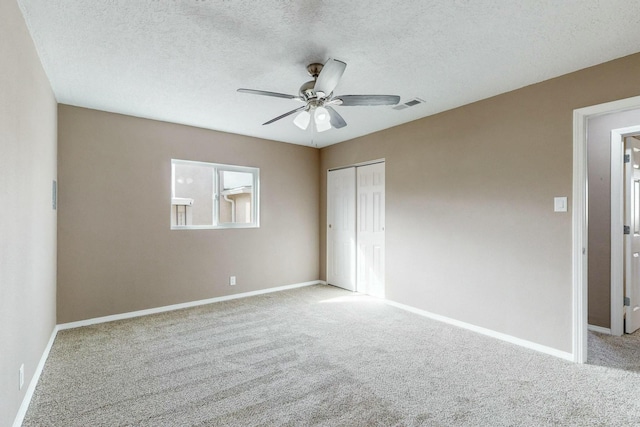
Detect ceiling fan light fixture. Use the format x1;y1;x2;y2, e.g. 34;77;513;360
314;106;331;132
316;121;331;132
293;110;311;130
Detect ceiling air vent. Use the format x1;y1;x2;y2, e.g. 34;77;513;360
393;98;425;110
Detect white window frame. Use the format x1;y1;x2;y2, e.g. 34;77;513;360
171;159;260;230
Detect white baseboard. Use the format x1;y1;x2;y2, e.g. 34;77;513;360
13;325;59;427
587;324;612;335
57;280;322;330
385;299;574;362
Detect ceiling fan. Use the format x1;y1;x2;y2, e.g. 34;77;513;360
237;58;400;132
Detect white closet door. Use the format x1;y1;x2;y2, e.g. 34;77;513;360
327;167;356;291
356;163;385;298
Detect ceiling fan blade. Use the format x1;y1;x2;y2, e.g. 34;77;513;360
238;88;301;100
335;95;401;106
314;59;346;97
262;106;307;125
326;106;347;129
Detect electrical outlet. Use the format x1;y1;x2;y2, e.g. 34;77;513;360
229;276;236;286
19;364;24;390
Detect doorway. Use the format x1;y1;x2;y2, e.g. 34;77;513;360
327;161;385;297
607;129;640;336
573;96;640;363
588;118;640;337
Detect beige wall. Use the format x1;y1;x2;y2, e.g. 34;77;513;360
320;53;640;353
587;109;640;328
0;1;58;425
57;105;319;323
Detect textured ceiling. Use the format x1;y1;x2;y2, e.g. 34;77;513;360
16;0;640;147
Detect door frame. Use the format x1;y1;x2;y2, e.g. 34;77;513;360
573;96;640;363
610;126;640;336
326;158;385;291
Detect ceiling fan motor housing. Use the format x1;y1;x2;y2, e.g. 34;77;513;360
299;80;317;102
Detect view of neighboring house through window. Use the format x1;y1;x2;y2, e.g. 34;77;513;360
171;159;259;229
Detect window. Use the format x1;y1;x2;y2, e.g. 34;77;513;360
171;159;259;229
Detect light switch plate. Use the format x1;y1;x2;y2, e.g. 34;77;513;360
554;197;568;212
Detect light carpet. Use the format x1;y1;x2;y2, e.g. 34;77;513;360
22;285;640;426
